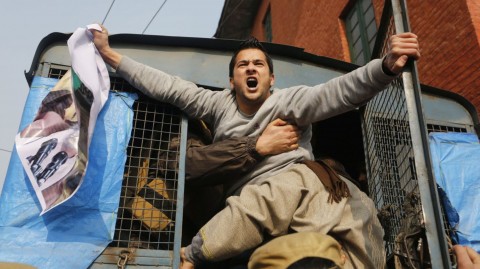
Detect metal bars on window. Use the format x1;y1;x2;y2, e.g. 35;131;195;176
345;0;377;65
263;8;273;43
361;0;452;268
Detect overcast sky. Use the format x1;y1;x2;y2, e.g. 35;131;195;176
0;0;224;192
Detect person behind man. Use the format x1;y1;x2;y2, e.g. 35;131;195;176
91;26;420;268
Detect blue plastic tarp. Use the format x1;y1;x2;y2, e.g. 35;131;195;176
0;76;137;268
429;132;480;252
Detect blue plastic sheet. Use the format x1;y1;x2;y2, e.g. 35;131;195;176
0;76;137;268
429;132;480;252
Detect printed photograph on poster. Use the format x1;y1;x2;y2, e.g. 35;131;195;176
15;70;89;213
15;24;109;214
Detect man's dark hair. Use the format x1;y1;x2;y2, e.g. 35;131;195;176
287;257;339;269
229;36;274;77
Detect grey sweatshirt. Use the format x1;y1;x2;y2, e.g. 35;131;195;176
117;57;394;195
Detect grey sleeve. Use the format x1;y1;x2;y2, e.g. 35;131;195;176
275;58;396;125
116;56;224;121
184;233;207;265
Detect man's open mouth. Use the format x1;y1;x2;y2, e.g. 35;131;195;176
247;78;258;88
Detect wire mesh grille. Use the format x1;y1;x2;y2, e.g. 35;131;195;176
363;18;407;258
48;67;68;79
362;14;467;264
111;77;182;251
48;69;183;252
363;79;418;257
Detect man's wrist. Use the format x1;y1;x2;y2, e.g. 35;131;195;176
99;47;122;69
381;56;398;76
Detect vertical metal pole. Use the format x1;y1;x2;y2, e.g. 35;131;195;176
173;114;188;269
391;0;451;268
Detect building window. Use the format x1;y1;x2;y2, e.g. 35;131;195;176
263;9;273;42
345;0;377;65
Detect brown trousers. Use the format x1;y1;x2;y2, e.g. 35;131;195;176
197;164;385;269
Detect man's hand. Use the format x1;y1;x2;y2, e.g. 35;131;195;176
383;32;421;75
89;24;122;69
454;245;480;269
256;118;300;156
180;247;195;269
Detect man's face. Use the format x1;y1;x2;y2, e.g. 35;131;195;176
230;48;275;115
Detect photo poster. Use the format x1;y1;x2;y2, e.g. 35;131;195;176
15;24;110;215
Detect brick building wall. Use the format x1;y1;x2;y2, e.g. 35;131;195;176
407;0;480;115
251;0;352;61
249;0;480;117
